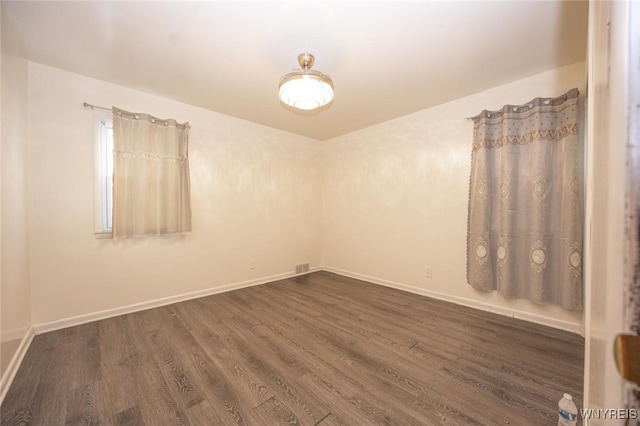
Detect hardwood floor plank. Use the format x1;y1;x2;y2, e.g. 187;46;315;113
64;383;100;425
148;329;206;410
95;316;139;417
314;413;341;426
216;318;328;425
251;396;301;425
1;271;584;425
176;336;273;425
113;405;145;426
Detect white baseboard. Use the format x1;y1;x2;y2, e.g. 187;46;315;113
33;264;580;336
0;326;34;406
33;267;321;335
322;266;582;334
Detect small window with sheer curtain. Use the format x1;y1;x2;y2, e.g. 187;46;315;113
111;107;192;238
93;107;192;238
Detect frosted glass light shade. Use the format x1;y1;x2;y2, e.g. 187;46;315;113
279;74;334;110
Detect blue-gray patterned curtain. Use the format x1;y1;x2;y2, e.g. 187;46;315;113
467;88;582;310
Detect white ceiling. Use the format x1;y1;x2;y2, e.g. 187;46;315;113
1;1;588;140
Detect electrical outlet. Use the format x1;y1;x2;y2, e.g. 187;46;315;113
250;259;256;269
425;266;432;278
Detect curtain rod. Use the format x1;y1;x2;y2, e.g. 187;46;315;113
465;90;575;121
84;102;191;129
83;102;111;112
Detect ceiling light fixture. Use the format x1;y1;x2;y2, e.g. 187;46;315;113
278;53;334;111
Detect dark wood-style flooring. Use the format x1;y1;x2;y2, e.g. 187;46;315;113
1;271;584;425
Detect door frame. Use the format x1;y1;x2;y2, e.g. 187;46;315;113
583;0;635;421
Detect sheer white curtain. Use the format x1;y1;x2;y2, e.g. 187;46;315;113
112;107;192;238
467;88;582;310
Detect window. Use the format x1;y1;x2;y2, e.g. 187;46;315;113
111;108;192;237
92;107;191;238
94;116;113;236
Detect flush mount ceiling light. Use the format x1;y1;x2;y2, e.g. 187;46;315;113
278;53;334;111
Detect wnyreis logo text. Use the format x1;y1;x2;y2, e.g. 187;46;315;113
580;408;638;420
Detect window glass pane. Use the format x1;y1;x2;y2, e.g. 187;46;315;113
101;120;113;231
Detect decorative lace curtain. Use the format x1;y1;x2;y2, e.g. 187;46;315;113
112;107;192;238
467;88;582;310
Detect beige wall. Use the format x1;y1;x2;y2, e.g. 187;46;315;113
28;63;323;327
0;53;31;380
322;61;586;332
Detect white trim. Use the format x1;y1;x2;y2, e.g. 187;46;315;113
31;264;581;336
0;327;35;405
322;266;582;334
93;231;113;239
33;267;320;334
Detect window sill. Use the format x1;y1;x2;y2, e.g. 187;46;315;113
94;231;113;239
